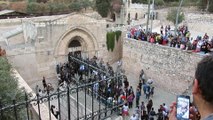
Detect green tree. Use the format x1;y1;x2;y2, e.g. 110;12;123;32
0;57;25;119
28;0;36;3
155;0;165;6
207;0;213;12
167;8;185;25
68;1;82;12
27;2;41;14
132;0;148;4
95;0;111;17
197;0;208;10
81;0;92;10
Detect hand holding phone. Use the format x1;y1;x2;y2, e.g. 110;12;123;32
176;95;190;120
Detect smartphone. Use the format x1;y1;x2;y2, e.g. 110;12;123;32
176;95;190;120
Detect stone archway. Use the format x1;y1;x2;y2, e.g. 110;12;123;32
68;37;82;57
54;26;99;61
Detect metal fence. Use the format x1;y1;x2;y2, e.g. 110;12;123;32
0;56;124;120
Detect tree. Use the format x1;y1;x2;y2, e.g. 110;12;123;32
132;0;148;4
0;57;25;119
207;0;213;12
197;0;208;10
81;0;92;10
68;1;82;12
95;0;111;17
27;2;41;14
167;8;185;25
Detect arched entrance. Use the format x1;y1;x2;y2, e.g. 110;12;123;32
54;26;99;62
111;13;116;22
68;36;82;58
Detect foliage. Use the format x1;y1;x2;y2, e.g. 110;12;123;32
197;0;207;10
38;2;50;15
155;0;165;6
132;0;148;4
207;0;213;12
0;57;25;119
26;2;41;14
106;30;122;51
68;1;82;12
115;30;122;42
95;0;111;17
37;0;48;3
106;32;115;51
28;0;36;3
0;3;9;10
54;3;68;13
81;0;92;10
167;8;185;25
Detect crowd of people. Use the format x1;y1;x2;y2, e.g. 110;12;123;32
127;25;213;54
55;53;171;120
35;52;213;120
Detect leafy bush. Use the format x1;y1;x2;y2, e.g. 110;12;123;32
0;3;9;10
115;30;122;42
106;32;115;51
52;3;68;13
81;0;92;10
68;1;82;12
132;0;148;4
155;0;165;6
197;0;206;10
208;1;213;12
27;2;40;14
106;30;122;51
38;3;49;15
0;57;25;119
167;8;185;25
96;0;111;17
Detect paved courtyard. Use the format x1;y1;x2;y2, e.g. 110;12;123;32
28;62;177;120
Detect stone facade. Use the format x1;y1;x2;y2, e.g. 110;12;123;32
122;38;203;94
3;13;123;85
115;2;148;25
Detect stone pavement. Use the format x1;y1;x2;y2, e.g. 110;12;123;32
28;62;178;120
111;62;177;120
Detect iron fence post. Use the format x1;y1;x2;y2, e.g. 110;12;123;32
36;93;41;120
25;92;30;120
84;79;87;120
13;99;18;120
77;82;79;119
91;83;94;120
67;86;71;120
57;88;61;120
105;80;107;117
47;90;52;120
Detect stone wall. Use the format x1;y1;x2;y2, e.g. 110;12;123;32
122;38;203;94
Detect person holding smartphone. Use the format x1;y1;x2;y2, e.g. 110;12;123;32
169;55;213;120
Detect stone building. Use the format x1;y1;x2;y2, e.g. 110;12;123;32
113;0;150;25
0;12;122;85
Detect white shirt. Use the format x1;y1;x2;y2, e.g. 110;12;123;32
123;105;129;112
130;115;139;120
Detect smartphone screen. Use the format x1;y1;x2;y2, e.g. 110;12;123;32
176;95;190;120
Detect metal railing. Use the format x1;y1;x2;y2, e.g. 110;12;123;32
0;56;124;120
